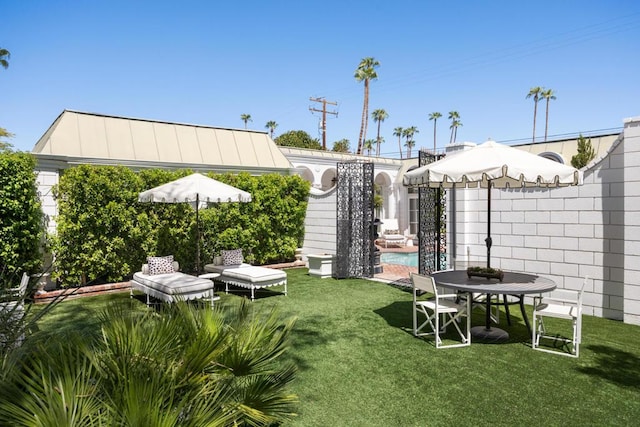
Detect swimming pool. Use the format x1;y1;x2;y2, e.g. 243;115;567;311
380;252;418;267
380;252;448;268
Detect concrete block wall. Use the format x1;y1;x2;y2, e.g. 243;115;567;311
301;187;337;258
449;117;640;325
36;170;59;235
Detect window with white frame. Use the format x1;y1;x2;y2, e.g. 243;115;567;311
408;187;418;235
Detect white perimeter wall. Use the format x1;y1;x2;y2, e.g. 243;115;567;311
36;170;59;235
301;187;337;258
448;117;640;325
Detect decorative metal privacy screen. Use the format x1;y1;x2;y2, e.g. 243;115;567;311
418;150;447;274
334;161;375;279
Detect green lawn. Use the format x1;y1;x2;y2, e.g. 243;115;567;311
34;268;640;426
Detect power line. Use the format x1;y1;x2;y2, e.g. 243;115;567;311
309;97;338;149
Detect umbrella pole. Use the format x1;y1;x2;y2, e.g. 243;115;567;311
485;185;492;269
196;194;200;275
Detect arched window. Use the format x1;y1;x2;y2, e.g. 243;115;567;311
539;152;565;164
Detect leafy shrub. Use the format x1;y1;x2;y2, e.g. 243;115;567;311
0;152;43;284
51;165;145;286
51;166;309;286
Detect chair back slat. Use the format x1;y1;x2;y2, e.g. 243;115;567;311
411;273;436;295
18;273;29;296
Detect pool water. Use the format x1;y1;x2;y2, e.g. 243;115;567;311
380;252;418;267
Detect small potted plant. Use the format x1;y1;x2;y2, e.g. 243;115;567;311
466;266;504;281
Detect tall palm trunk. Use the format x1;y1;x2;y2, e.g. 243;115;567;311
376;121;382;156
432;118;437;153
544;98;550;141
532;100;538;143
357;79;369;154
397;134;403;159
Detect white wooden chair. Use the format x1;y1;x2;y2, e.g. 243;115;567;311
411;273;471;349
532;277;588;357
1;272;29;301
1;273;29;348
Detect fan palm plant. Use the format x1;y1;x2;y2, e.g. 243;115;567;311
0;299;297;426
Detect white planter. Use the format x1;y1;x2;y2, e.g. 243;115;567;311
307;254;335;279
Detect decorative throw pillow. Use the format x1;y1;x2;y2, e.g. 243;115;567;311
213;256;223;266
221;249;243;265
385;229;399;235
147;255;175;275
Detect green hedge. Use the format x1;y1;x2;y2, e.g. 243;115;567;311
51;166;309;287
0;152;43;286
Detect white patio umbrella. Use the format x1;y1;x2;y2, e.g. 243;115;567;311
139;173;252;273
403;140;583;268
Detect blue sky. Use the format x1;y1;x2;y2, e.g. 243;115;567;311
2;0;639;157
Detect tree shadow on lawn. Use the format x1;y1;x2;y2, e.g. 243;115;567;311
286;317;330;371
578;345;640;390
31;293;133;340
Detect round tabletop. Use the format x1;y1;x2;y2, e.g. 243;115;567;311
431;270;556;295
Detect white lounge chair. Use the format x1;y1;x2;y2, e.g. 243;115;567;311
131;258;218;307
379;218;406;248
203;250;287;301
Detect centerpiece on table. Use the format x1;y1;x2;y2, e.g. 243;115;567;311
467;266;504;281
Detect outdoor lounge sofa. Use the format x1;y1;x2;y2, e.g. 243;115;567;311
203;249;287;301
379;218;407;248
131;256;218;307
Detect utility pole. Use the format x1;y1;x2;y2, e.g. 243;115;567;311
309;97;338;150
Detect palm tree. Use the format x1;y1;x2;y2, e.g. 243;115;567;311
0;48;9;70
371;108;389;156
265;120;278;138
364;139;375;156
354;57;380;155
428;112;442;152
240;113;252;129
450;119;462;143
403;126;419;158
526;86;543;142
541;88;556;141
448;111;460;144
393;126;404;159
376;136;385;157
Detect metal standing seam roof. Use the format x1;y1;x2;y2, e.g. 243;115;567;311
32;110;293;171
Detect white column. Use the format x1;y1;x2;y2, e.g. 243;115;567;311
623;116;640;325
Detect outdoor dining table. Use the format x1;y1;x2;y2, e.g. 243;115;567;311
431;270;556;342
